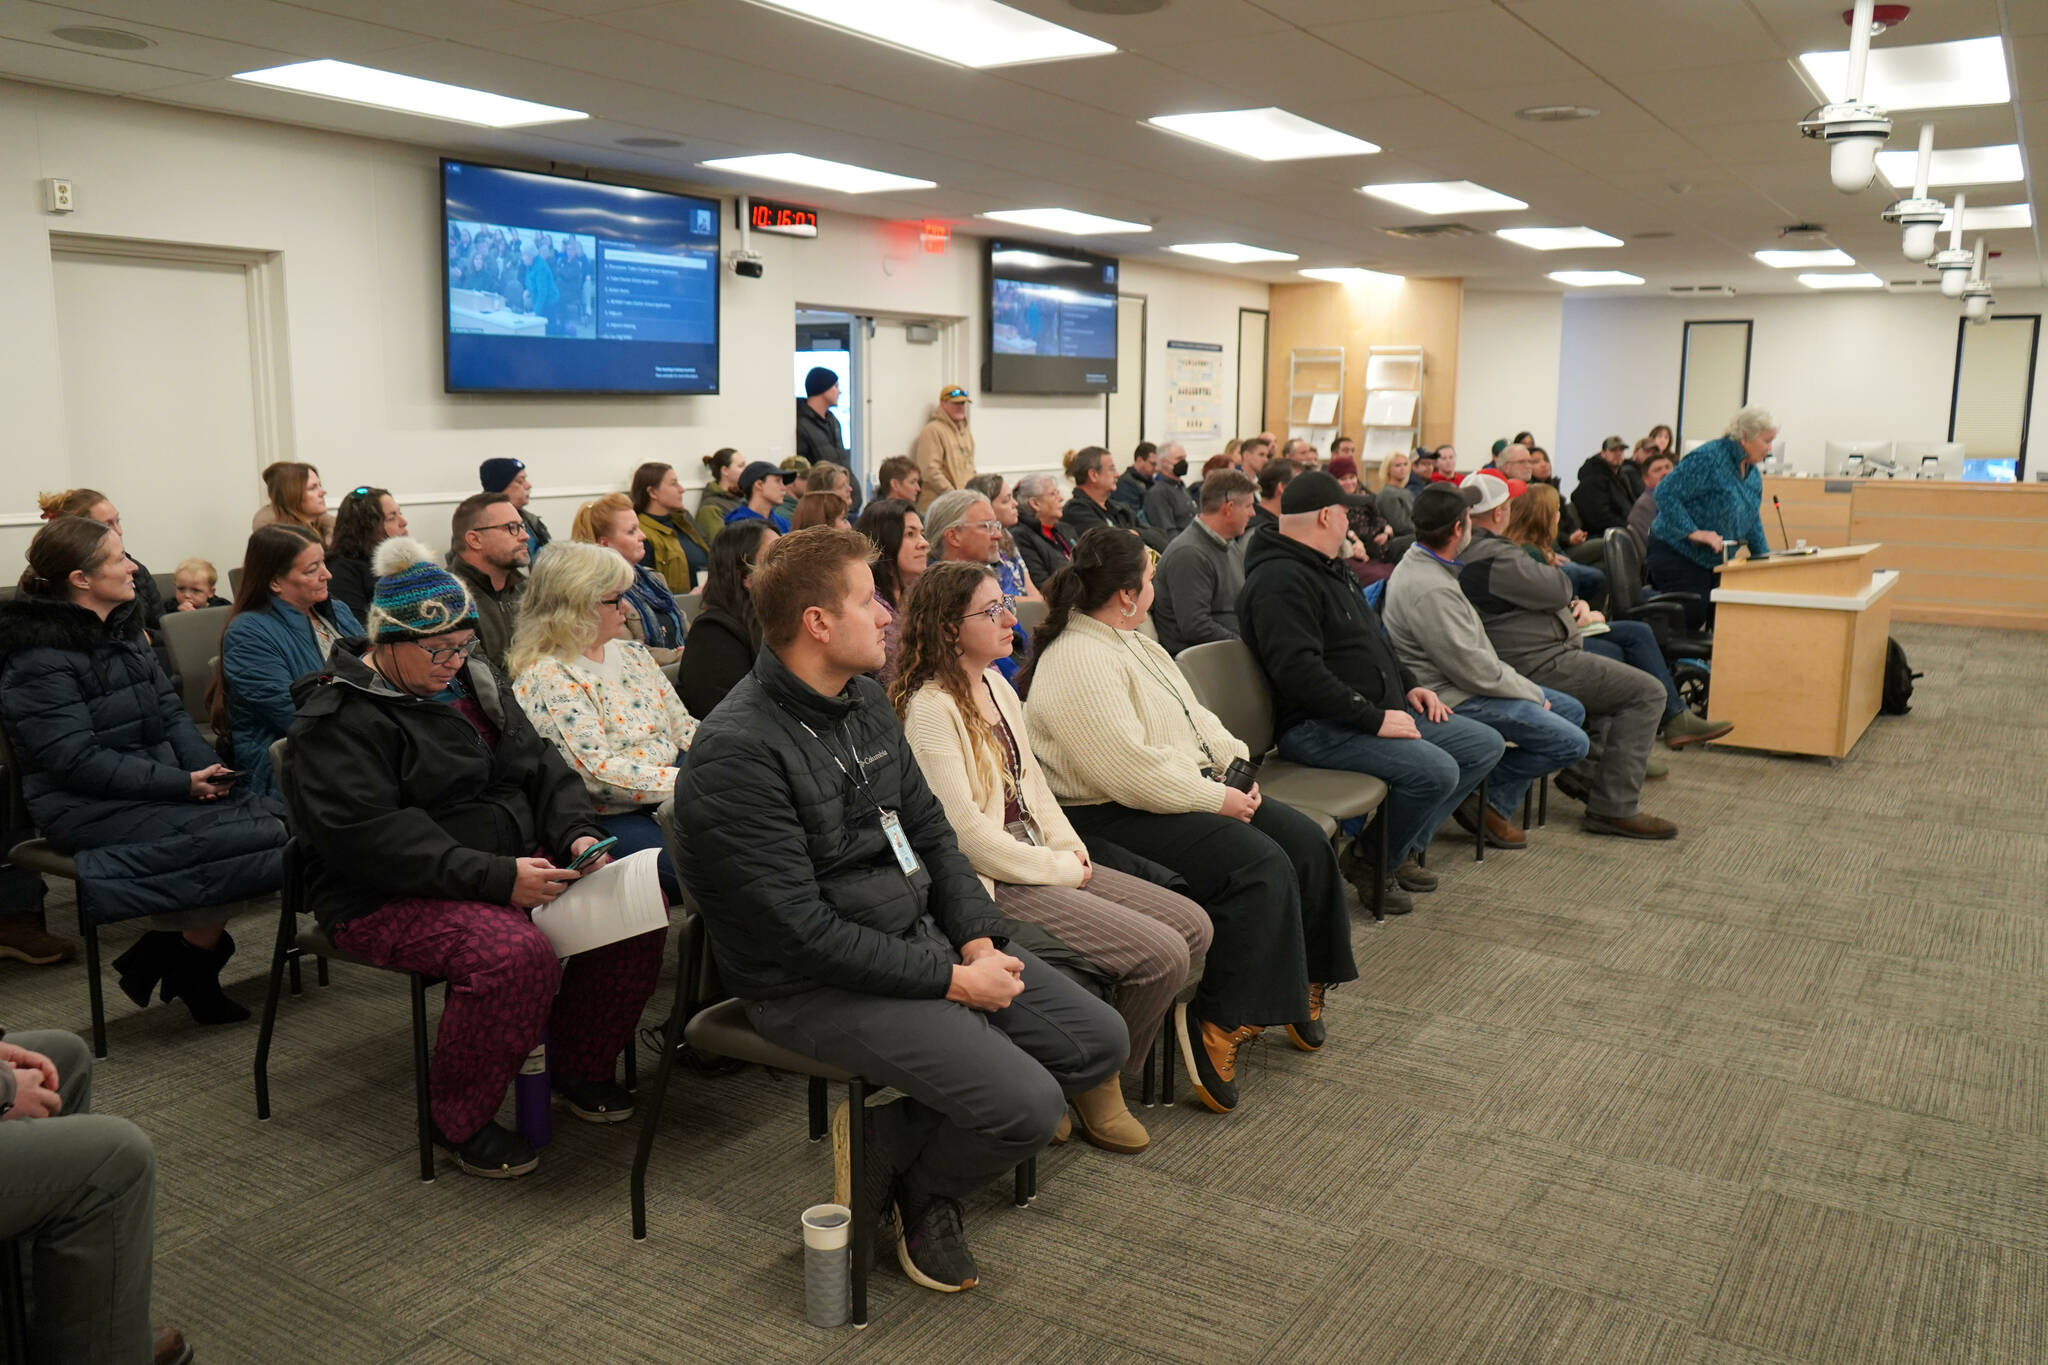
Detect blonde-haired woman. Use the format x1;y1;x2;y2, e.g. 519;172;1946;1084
571;492;685;664
252;461;335;542
1375;450;1415;537
509;542;696;895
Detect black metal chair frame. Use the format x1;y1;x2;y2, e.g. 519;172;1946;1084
1;724;109;1057
1;1239;27;1365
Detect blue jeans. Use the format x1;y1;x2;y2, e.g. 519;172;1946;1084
1562;558;1607;605
1452;689;1589;817
1585;619;1682;720
1278;712;1503;866
600;808;679;900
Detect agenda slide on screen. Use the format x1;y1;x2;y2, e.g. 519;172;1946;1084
443;159;722;395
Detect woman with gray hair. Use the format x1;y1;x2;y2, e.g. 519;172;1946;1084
509;541;697;894
967;473;1046;606
1012;472;1075;590
1646;404;1778;628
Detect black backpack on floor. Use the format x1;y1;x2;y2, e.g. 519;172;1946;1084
1881;637;1921;715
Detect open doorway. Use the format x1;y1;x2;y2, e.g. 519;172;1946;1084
795;308;859;486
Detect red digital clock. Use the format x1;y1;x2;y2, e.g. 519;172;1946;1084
739;198;819;238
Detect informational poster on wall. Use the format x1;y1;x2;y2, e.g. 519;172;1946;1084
1165;340;1225;444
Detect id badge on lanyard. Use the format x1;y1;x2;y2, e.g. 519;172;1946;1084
879;809;922;876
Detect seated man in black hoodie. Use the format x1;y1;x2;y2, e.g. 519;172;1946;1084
1570;436;1637;537
676;526;1124;1297
1238;472;1504;906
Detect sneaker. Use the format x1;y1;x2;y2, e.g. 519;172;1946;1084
896;1195;978;1292
1394;856;1438;893
1285;983;1328;1052
1583;811;1679;840
434;1120;539;1179
1644;751;1670;780
1662;712;1733;749
831;1100;898;1261
0;914;74;966
555;1078;634;1123
1175;1003;1260;1114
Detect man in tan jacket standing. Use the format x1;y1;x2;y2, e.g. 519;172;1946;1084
913;384;976;511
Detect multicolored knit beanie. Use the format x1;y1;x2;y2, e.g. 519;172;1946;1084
366;537;478;642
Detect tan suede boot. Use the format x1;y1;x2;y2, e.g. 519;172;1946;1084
1069;1076;1150;1154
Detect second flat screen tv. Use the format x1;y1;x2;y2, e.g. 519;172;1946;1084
983;240;1118;395
443;158;721;394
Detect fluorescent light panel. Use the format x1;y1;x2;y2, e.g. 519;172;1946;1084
1875;144;2024;189
1755;249;1855;268
230;59;585;128
1146;108;1379;161
1358;181;1526;214
1798;36;2009;110
744;0;1112;68
979;208;1151;235
1939;202;2032;232
1497;226;1623;250
698;153;935;193
1797;272;1885;289
1548;270;1643;287
1299;267;1403;285
1167;242;1299;263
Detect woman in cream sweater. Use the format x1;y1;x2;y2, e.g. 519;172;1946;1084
509;542;698;896
892;562;1210;1153
1023;528;1356;1116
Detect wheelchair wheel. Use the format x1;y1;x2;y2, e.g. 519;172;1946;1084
1672;659;1710;718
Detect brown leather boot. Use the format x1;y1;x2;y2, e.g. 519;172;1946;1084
1069;1076;1149;1153
1050;1110;1072;1144
1584;811;1678;840
1482;808;1527;849
154;1326;194;1365
0;913;75;966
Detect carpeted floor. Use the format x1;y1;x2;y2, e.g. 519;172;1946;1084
6;621;2044;1364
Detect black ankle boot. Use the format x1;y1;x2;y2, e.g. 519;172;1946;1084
111;931;182;1008
160;935;251;1026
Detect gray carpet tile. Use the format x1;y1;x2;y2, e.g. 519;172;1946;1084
5;621;2048;1363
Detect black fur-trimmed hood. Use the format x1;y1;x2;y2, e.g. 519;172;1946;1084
0;594;145;669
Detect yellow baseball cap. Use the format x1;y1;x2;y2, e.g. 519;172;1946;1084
939;384;971;404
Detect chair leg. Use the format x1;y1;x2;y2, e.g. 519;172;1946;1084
1161;1029;1176;1106
287;948;303;998
316;954;330;987
1014;1161;1030;1207
410;974;435;1184
622;1031;638;1092
1371;807;1389;923
1521;785;1532;829
631;965;692;1240
254;904;297;1121
1538;774;1549;828
1027;1154;1038;1201
81;915;106;1059
809;1076;828;1142
1474;776;1487;863
1140;1038;1157;1107
848;1078;871;1329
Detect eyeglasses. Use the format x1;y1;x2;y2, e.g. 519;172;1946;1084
420;638;477;667
963;519;1003;534
599;594;627;610
960;595;1017;626
475;519;529;538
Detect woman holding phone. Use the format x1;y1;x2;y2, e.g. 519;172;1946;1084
509;541;697;899
283;537;664;1179
0;516;285;1025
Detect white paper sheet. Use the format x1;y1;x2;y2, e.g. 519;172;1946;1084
530;847;667;958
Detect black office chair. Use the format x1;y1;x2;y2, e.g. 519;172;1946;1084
1602;530;1713;717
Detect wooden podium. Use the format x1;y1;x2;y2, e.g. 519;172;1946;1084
1708;544;1898;758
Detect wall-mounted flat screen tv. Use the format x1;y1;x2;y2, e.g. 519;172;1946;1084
983;239;1118;395
443;158;720;394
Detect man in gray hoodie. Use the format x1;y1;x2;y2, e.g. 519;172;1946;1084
1383;482;1589;850
1454;475;1678;840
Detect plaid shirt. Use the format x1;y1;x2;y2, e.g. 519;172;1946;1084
1649;436;1770;567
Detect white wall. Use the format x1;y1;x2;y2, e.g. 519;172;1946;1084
0;79;1266;568
1453;291;1561;463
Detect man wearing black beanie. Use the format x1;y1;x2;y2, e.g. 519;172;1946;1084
797;366;850;471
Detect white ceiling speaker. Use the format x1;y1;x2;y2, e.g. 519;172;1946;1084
1961;238;1994;322
1881;122;1947;261
1929;191;1975;297
1800;0;1892;192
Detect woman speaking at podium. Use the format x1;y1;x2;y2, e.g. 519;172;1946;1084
1646;405;1777;629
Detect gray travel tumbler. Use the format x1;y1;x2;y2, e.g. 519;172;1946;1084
801;1203;852;1328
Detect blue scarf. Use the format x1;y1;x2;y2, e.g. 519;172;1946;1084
625;562;685;649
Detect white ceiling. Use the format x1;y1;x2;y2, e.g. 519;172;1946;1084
2;0;2042;295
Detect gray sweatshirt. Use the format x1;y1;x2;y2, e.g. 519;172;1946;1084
1153;517;1243;655
1382;542;1543;709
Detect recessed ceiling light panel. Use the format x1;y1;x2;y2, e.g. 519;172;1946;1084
1875;143;2023;189
1548;271;1644;286
979;208;1151;235
699;153;935;193
1938;202;2032;233
1299;267;1403;285
1799;36;2009;110
1754;249;1856;268
1797;272;1885;289
1358;181;1526;215
231;59;586;128
1145;108;1379;161
1167;242;1300;263
745;0;1113;68
1497;226;1624;250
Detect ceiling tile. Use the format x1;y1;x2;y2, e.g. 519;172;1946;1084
1607;60;1818;125
30;0;428;57
991;52;1243;119
1315;8;1595;89
1142;30;1413;104
0;35;210;92
0;1;306;74
1003;0;1293;54
1438;76;1657;136
1505;0;1782;72
1742;0;2004;54
1256;0;1492;19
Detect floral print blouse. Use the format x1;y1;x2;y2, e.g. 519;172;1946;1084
513;639;698;813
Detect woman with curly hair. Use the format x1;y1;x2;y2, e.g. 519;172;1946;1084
890;561;1208;1152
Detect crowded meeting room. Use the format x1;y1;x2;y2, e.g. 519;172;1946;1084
6;0;2048;1361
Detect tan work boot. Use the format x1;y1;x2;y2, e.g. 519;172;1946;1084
1069;1076;1149;1153
1050;1110;1072;1144
0;913;75;966
1584;811;1679;840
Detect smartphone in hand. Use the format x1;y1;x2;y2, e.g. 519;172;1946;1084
208;770;247;788
565;836;618;872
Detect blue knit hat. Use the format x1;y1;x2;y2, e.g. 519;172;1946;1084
366;537;477;643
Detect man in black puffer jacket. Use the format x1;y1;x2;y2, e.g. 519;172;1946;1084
677;526;1124;1295
1571;437;1637;537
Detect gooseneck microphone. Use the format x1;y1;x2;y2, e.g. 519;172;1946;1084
1773;494;1790;548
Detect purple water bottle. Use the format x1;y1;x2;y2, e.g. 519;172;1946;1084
515;1027;553;1147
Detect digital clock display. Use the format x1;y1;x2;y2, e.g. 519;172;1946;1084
740;199;819;238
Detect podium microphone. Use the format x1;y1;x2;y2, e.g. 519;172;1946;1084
1772;495;1818;555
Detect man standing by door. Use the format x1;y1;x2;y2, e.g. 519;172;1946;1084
797;367;850;469
914;385;977;512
